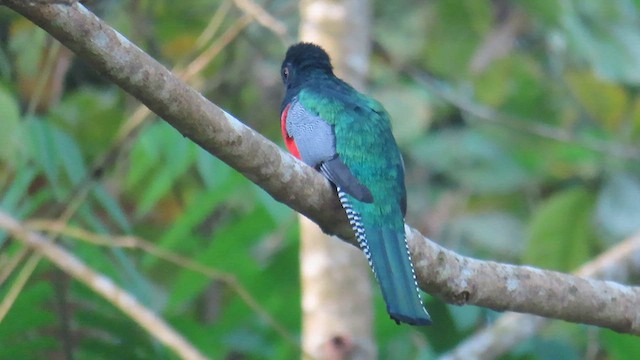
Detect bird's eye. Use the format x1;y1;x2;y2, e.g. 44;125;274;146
282;66;289;80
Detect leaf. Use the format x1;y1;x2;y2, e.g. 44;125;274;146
443;212;525;260
110;247;166;311
196;147;230;188
135;169;178;218
126;124;161;190
8;21;46;77
478;54;556;123
252;183;291;225
372;83;432;145
411;128;529;193
524;187;596;271
530;337;580;360
76;201;109;233
142;178;236;268
223;328;275;357
26;118;62;198
0;39;12;79
600;329;640;360
0;166;37;211
132;122;196;217
562;1;640;84
565;70;628;130
54;125;87;185
376;2;430;62
422;0;492;77
518;1;562;27
0;170;53;247
166;205;272;311
595;172;640;241
50;87;124;159
0;85;23;164
15;187;52;218
92;184;132;233
148;175;238;263
448;304;483;333
73;284;164;360
0;281;58;358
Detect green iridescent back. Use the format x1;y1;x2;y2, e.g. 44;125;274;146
297;78;406;226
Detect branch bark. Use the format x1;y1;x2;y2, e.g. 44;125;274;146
4;0;640;336
440;232;640;359
408;226;640;334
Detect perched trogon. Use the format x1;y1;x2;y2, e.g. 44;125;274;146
279;42;431;326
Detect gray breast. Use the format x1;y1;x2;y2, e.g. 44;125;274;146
286;100;336;168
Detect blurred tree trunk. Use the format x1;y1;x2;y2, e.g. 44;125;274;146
297;1;375;359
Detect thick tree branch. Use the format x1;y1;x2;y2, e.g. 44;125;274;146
405;226;640;334
0;211;209;360
3;0;349;240
441;233;640;359
4;0;640;335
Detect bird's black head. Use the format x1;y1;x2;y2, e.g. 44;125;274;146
281;42;334;89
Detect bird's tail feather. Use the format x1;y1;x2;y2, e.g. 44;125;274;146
338;189;431;326
367;226;431;325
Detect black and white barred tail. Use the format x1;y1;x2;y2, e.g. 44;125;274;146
337;187;372;269
336;187;431;326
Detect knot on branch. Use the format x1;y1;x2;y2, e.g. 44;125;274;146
450;290;471;305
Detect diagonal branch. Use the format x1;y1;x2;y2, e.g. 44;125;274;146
2;0;348;239
0;211;209;360
440;232;640;359
4;0;640;336
406;226;640;334
25;219;303;354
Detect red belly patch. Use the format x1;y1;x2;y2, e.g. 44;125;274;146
281;103;301;159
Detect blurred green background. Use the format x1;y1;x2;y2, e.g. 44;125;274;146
1;0;639;359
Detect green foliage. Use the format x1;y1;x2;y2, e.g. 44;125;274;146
126;121;198;217
596;172;640;240
0;85;22;163
1;0;639;358
373;83;432;145
0;281;58;358
411;128;530;194
375;0;640;356
524;188;596;271
423;0;492;77
561;0;640;84
600;329;640;360
50;88;125;159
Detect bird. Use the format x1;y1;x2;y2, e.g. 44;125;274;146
279;42;431;326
